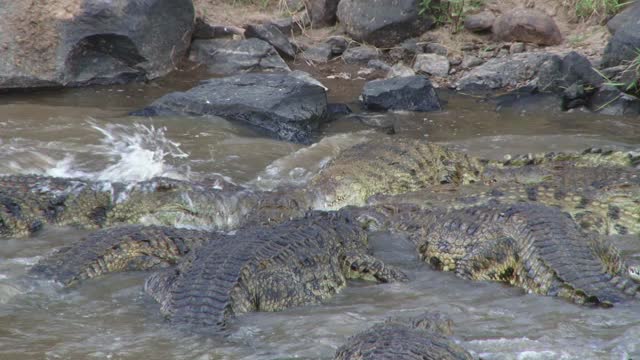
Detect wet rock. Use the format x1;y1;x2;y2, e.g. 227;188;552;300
386;63;416;78
343;46;380;64
562;83;587;110
189;39;289;75
461;55;484;69
244;24;296;58
327;103;353;118
305;0;340;27
133;73;328;143
493;9;562;46
289;70;329;91
535;51;604;92
606;1;640;35
464;11;495;32
337;0;435;48
0;0;194;89
302;44;334;63
348;114;396;134
588;85;640;116
494;87;563;114
424;43;448;56
602;1;640;67
456;53;560;92
361;75;441;112
413;54;450;77
326;36;350;55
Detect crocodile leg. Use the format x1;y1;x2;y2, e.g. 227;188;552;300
342;251;409;283
454;237;520;283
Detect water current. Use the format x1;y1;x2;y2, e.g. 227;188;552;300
0;67;639;359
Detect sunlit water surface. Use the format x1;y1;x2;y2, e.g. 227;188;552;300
0;68;639;359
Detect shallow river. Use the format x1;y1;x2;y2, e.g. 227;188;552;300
0;67;639;359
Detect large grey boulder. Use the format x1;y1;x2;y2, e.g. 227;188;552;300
602;2;640;67
337;0;435;48
456;53;560;92
588;85;640;116
493;9;562;46
189;39;290;75
132;73;328;143
0;0;194;89
361;76;441;112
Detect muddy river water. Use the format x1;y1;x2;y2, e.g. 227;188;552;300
0;67;639;359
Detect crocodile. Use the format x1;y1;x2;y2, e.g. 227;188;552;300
143;210;407;331
30;225;214;287
355;202;640;306
334;312;473;360
0;138;483;238
369;165;640;236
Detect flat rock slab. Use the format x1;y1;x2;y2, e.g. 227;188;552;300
414;54;450;77
0;0;194;89
337;0;434;48
493;8;562;45
189;38;289;75
361;75;441;112
343;46;380;64
132;73;328;143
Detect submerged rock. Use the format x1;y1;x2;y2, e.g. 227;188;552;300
189;38;290;75
493;8;562;45
337;0;435;48
0;0;194;89
361;75;441;112
132;73;328;143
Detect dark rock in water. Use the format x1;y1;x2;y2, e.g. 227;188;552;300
606;1;640;35
326;36;350;55
244;23;296;58
343;46;380;64
562;83;587;110
305;0;341;27
537;51;604;92
0;0;194;89
464;11;495;32
189;39;289;75
494;87;563;113
133;73;328;143
348;114;396;134
193;18;243;39
327;103;353;118
303;44;334;63
588;85;640;116
602;2;640;67
361;76;441;112
493;9;562;45
337;0;435;48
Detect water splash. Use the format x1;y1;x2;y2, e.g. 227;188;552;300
87;121;189;182
1;120;190;183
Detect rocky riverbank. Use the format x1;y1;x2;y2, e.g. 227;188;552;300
1;0;639;142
